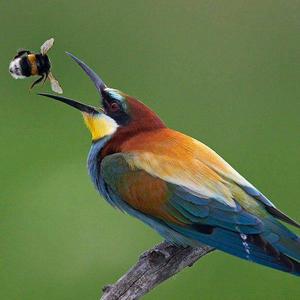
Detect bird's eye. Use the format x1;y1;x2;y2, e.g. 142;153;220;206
110;102;120;112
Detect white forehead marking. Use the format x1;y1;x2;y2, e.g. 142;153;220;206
105;88;124;101
9;58;26;79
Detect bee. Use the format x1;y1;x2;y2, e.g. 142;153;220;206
9;38;63;94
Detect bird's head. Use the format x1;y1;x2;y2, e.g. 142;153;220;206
39;53;165;142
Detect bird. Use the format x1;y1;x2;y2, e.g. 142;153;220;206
39;52;300;276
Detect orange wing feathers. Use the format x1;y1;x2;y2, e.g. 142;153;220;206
121;128;237;181
121;128;240;208
117;170;182;224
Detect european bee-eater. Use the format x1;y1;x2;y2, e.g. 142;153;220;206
39;52;300;276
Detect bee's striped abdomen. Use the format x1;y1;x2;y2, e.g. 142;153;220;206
35;54;51;76
27;54;38;76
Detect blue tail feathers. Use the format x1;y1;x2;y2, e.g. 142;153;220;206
167;223;300;276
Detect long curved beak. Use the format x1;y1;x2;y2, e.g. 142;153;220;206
38;93;101;114
66;52;107;98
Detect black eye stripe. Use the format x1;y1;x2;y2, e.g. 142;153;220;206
102;93;130;125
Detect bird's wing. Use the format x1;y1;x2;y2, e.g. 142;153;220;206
101;152;264;234
119;128;300;228
100;149;300;274
101;153;300;275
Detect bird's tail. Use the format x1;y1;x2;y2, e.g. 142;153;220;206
168;219;300;276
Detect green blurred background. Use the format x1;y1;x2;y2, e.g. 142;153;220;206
1;1;299;299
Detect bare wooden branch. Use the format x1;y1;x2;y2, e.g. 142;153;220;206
100;242;214;300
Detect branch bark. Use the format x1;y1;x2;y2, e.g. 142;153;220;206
100;242;214;300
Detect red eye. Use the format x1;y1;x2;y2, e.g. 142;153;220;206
110;102;119;112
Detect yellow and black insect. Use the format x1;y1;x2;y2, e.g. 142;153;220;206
9;38;63;94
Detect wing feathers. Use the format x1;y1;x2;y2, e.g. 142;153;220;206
99;129;300;275
123;128;299;229
265;206;300;228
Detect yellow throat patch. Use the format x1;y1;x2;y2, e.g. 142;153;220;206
82;113;118;141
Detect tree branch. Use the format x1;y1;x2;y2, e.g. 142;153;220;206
100;242;214;300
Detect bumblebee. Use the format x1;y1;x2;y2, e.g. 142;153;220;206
9;38;63;94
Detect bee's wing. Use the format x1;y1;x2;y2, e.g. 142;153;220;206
48;72;63;94
40;38;54;55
